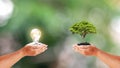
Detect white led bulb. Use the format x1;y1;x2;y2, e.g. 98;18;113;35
30;28;41;43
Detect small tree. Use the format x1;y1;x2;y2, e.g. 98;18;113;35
69;21;96;43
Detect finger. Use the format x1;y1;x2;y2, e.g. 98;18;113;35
32;46;40;49
73;46;79;52
73;47;89;56
77;49;86;55
73;45;77;49
43;45;48;48
36;44;47;48
73;44;78;47
78;46;90;49
35;46;47;51
40;44;48;46
74;48;78;52
37;47;47;53
74;47;86;52
31;45;43;49
30;46;42;50
41;46;47;50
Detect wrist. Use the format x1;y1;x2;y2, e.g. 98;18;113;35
18;48;27;57
94;48;101;56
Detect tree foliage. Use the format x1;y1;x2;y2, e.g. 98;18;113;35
69;21;96;39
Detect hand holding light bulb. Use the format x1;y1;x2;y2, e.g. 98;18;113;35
22;28;48;56
0;28;47;68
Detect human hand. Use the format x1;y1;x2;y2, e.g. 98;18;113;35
73;44;99;56
21;43;48;56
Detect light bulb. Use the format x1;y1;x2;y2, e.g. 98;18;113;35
30;28;41;43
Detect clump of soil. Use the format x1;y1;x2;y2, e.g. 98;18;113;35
77;42;90;46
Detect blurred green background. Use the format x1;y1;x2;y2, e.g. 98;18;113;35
0;0;120;68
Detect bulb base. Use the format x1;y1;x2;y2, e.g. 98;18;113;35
28;42;43;45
